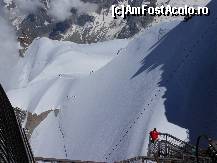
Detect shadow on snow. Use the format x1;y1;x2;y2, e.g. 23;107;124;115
131;1;217;144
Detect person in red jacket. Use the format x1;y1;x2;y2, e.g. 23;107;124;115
150;128;160;143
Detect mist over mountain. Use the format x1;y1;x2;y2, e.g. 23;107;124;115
2;0;209;53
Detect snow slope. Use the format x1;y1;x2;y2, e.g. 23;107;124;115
30;111;67;159
7;0;217;161
8;38;129;114
8;20;186;161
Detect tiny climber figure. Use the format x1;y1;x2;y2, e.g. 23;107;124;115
150;128;160;143
90;70;94;75
184;14;193;22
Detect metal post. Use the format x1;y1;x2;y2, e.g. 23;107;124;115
166;134;168;157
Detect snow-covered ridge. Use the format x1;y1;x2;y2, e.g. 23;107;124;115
8;37;130;114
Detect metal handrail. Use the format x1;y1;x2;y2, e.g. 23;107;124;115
115;156;183;163
35;157;105;163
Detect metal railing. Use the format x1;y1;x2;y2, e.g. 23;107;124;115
35;157;106;163
147;133;213;163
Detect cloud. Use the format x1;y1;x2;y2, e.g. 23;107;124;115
48;0;98;21
15;0;42;14
0;8;20;90
5;0;97;21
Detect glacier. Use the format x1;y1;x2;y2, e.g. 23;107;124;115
3;0;217;162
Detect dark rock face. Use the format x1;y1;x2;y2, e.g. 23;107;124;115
49;20;73;40
18;8;54;47
77;14;94;26
5;0;157;49
118;0;157;39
